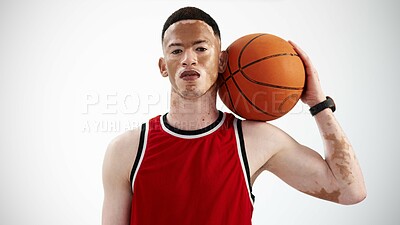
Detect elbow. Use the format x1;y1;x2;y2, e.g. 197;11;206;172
344;192;367;205
340;186;367;205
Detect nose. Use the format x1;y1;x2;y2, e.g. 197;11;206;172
181;49;197;67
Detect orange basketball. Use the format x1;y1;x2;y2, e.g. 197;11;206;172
218;33;305;121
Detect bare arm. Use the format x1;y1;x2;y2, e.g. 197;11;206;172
246;42;366;205
313;106;366;203
102;129;140;225
246;112;366;204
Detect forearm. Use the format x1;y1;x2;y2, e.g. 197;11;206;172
314;108;366;204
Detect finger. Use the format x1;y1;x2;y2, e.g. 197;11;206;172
288;40;307;60
288;40;313;69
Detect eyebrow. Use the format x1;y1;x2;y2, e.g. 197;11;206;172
167;39;208;48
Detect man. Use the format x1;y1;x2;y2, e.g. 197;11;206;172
102;6;366;225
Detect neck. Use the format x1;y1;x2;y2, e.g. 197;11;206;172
167;85;219;131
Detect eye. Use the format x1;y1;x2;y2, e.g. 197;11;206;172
171;49;182;55
196;47;207;52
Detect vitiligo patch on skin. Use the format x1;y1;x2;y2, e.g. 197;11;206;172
164;20;217;47
303;188;341;203
174;20;213;32
324;133;354;184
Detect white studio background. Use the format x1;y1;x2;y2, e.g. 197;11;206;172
0;0;399;224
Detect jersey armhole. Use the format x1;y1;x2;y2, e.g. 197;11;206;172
235;119;256;203
129;123;147;192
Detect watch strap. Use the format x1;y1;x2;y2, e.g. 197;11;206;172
309;96;336;116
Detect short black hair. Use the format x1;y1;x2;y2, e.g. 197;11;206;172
161;6;221;42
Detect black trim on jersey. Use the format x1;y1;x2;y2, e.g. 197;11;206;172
130;123;146;186
237;120;256;202
162;111;224;136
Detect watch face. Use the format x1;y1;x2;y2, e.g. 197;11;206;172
326;96;336;112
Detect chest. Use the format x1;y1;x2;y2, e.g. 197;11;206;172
136;127;244;191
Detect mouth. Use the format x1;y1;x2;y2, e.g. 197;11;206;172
179;70;200;81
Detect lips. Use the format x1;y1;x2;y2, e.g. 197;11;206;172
179;70;200;80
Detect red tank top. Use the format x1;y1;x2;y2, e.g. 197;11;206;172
130;112;254;225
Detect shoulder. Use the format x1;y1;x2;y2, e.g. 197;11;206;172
240;120;299;178
241;120;282;141
103;126;143;182
107;127;142;156
241;120;299;155
240;120;282;159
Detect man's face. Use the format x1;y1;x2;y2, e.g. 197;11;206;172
159;20;224;99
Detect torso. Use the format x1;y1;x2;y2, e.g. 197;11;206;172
129;112;254;225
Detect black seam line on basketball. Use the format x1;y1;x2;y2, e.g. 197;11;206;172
222;54;304;90
221;55;302;90
221;41;289;118
223;50;238;114
223;74;239;115
237;53;303;91
218;34;266;87
242;53;299;71
227;58;240;115
217;51;238;115
238;34;266;69
230;34;274;116
226;84;240;115
230;72;278;118
278;94;299;114
234;33;302;90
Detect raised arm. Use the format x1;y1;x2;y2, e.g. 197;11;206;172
244;41;366;205
102;129;140;225
291;40;366;202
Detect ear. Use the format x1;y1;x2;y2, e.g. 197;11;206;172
158;57;168;77
218;51;228;74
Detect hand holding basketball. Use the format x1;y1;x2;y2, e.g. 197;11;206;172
288;40;325;107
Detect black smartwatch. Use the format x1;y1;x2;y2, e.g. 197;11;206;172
309;96;336;116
